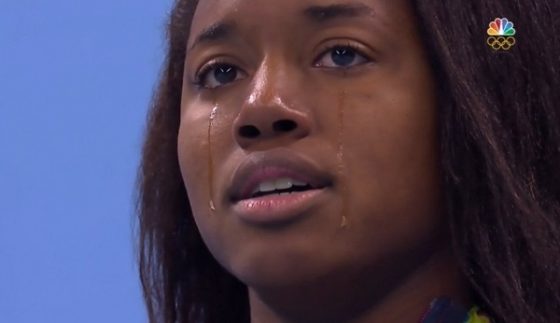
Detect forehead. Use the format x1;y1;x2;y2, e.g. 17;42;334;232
187;0;406;48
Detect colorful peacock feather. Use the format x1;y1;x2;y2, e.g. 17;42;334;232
487;17;516;36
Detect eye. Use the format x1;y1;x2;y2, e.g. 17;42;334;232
314;45;370;68
195;63;244;89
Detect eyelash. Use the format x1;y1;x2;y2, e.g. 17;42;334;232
313;42;372;67
192;42;372;89
192;58;231;89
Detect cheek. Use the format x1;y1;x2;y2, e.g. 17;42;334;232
339;76;442;254
177;106;216;218
177;103;240;263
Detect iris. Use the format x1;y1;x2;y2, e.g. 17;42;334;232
331;46;356;67
214;65;237;84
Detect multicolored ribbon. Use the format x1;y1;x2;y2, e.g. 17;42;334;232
420;297;491;323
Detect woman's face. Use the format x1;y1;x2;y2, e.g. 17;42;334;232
178;0;442;290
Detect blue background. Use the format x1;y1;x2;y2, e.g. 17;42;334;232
1;1;173;321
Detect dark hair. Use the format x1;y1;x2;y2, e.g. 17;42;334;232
135;0;560;322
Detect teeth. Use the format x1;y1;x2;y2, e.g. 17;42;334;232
275;178;292;190
251;177;309;195
258;181;276;193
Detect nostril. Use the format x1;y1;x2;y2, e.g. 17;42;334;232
273;119;297;133
239;125;261;138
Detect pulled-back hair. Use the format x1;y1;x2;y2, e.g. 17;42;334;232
135;0;560;322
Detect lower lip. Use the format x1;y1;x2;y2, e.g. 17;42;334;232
231;189;326;224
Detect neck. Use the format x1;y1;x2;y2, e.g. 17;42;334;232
248;246;471;323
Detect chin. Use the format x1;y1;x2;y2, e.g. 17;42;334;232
225;244;334;290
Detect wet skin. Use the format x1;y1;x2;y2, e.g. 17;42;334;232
178;0;470;322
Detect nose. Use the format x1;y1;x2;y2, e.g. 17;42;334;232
233;64;311;150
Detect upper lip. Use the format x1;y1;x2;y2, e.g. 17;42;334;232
228;149;333;202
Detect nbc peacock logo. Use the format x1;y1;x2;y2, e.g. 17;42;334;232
487;17;516;51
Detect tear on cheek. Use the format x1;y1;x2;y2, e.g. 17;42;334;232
208;105;220;212
337;90;348;229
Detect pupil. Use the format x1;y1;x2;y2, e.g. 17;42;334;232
214;65;236;84
331;47;355;66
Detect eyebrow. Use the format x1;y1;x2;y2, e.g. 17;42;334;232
189;21;235;51
302;3;375;23
188;3;375;51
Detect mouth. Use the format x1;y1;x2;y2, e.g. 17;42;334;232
228;151;332;224
249;178;315;198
